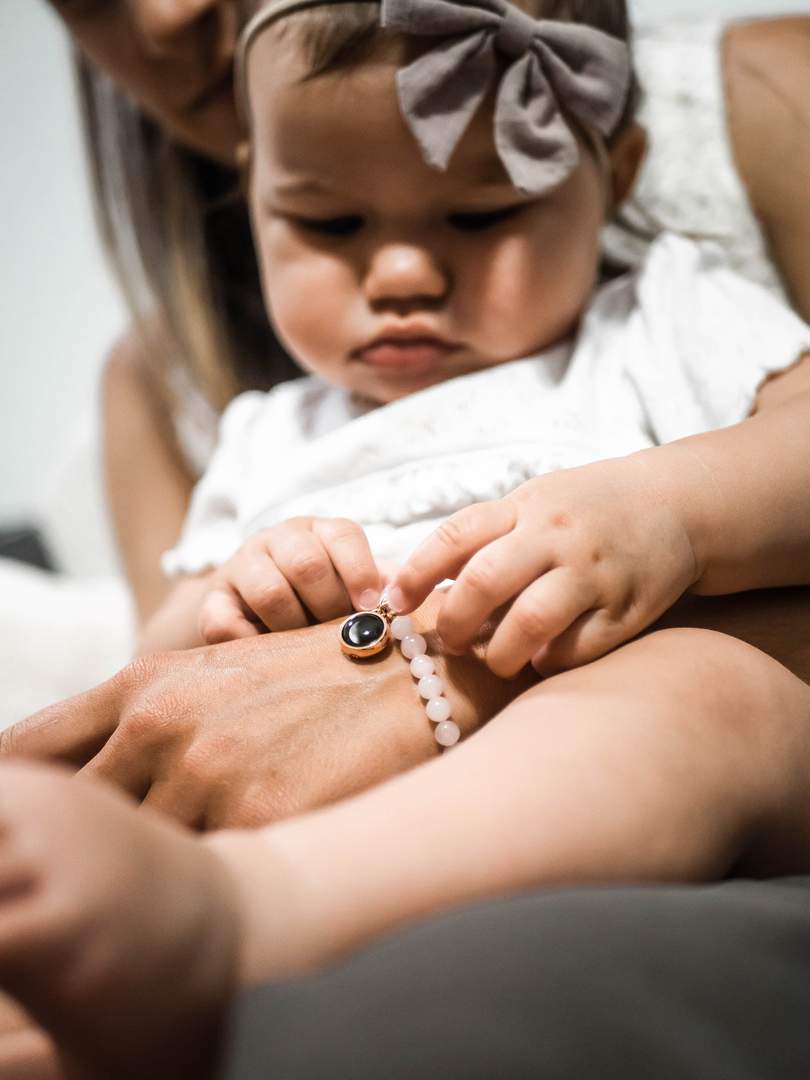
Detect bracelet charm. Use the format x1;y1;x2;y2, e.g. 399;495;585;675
339;602;461;748
339;611;391;658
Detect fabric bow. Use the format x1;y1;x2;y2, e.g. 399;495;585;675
380;0;631;195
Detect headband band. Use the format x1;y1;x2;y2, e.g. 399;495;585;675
238;0;632;197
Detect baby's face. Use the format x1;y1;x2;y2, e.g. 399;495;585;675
247;33;608;404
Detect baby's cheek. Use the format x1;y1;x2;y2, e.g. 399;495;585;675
266;257;353;371
462;239;564;357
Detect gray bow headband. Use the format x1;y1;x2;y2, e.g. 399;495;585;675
239;0;631;196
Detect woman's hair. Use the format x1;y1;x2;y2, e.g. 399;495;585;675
241;0;638;140
76;58;300;417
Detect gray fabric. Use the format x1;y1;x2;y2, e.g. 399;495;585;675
382;0;632;194
223;879;810;1079
238;0;631;197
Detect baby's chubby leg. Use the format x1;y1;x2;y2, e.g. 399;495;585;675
214;628;810;981
0;763;237;1080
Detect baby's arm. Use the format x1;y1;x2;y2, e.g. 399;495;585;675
137;517;383;656
388;353;810;678
646;352;810;596
2;628;810;1076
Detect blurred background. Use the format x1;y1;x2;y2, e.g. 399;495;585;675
0;0;807;724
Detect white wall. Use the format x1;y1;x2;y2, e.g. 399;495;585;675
0;2;125;531
1;0;808;541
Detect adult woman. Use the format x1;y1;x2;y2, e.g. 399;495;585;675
0;4;809;1077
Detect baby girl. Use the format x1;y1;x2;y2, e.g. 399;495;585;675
2;0;810;1075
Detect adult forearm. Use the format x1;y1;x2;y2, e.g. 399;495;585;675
635;384;810;596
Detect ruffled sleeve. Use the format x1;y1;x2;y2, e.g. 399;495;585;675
161;391;268;578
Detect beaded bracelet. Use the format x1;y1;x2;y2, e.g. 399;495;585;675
339;601;461;748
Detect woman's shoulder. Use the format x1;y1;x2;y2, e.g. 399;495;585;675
724;17;810;319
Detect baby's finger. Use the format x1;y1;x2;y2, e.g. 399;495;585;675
485;569;599;679
267;528;350;623
312;518;382;611
434;532;550;653
231;552;309;631
197;586;261;645
389;500;517;613
532;606;639;677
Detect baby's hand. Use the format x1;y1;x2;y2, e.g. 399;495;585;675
199;516;382;642
0;761;237;1080
388;458;699;677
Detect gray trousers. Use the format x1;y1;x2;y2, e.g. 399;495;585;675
223;879;810;1079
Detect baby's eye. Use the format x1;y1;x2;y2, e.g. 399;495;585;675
448;205;525;232
293;215;364;237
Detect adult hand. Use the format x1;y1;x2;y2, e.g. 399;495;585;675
1;600;525;830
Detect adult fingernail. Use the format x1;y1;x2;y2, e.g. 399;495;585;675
360;589;380;610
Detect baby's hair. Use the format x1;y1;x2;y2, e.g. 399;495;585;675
239;0;638;139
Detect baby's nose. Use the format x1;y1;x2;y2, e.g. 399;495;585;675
364;243;449;308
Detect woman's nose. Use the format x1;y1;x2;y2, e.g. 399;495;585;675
364;243;449;310
132;0;224;54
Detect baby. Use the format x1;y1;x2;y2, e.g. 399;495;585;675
3;0;810;1075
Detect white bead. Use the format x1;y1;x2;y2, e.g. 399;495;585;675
400;633;427;659
410;655;435;679
435;720;461;747
391;616;414;641
418;674;444;700
425;696;451;724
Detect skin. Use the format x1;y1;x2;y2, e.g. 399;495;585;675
2;593;530;829
101;333;199;624
388;351;810;677
247;37;615;405
3;16;806;1072
139;34;646;651
44;0;246;623
47;0;240;165
2;625;810;1078
724;17;810;321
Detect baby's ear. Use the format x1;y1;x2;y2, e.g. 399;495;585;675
608;123;647;209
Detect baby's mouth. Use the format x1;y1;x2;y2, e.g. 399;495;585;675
354;331;462;376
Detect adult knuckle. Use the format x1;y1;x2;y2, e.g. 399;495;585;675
177;743;217;789
119;703;174;749
119;653;163;691
0;717;30;756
